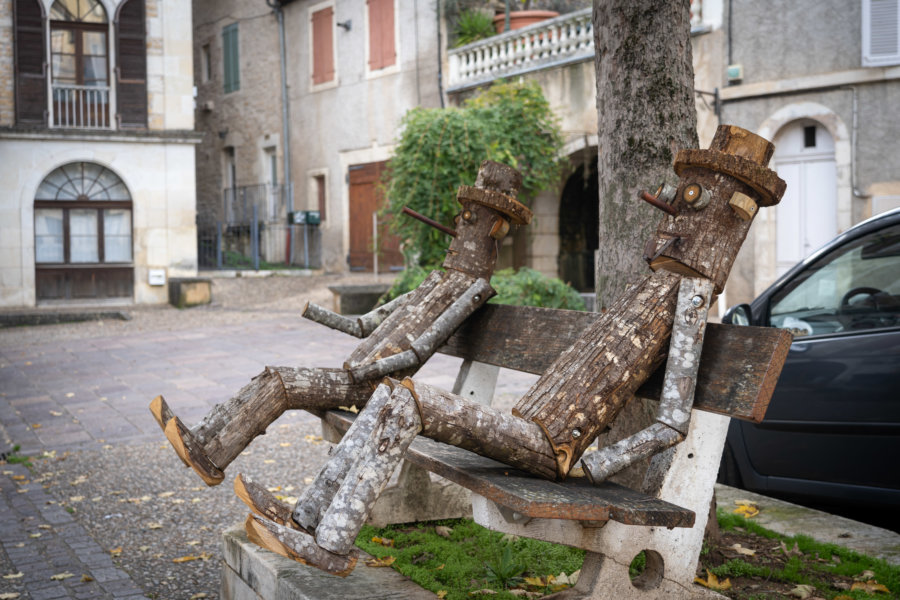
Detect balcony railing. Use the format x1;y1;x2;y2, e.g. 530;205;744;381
52;84;111;129
448;9;593;91
447;4;706;91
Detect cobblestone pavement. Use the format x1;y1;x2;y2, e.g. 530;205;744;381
0;274;537;599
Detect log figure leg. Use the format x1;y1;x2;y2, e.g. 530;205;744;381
581;277;715;483
239;382;422;575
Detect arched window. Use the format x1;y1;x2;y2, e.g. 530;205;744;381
49;0;110;127
34;162;134;300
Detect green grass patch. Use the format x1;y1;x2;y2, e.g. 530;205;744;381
712;509;900;598
1;444;34;470
355;518;583;600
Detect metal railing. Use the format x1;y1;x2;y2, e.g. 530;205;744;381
198;183;321;270
52;84;111;129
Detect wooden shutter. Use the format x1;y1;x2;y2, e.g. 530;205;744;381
368;0;395;70
13;0;46;124
312;7;334;84
116;0;147;128
223;23;240;93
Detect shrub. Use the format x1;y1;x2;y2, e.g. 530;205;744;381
453;9;496;47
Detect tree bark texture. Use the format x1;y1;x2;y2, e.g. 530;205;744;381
593;0;698;308
315;385;422;555
399;378;559;481
245;514;358;577
513;269;682;476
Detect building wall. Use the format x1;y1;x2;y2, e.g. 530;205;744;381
0;0;198;308
718;0;900;301
0;135;197;306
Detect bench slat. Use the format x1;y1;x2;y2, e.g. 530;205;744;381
439;304;791;423
324;411;695;529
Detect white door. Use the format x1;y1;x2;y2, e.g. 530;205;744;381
773;121;838;276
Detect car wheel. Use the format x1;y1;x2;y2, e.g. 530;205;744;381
717;444;743;488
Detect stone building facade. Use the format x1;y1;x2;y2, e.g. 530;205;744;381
0;0;199;307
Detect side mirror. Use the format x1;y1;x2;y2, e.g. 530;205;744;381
722;303;753;326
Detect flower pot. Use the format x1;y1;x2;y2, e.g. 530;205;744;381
492;10;559;33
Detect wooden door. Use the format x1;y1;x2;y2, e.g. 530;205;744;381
348;161;404;272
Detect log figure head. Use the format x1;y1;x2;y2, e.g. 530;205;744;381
643;125;787;293
442;161;532;279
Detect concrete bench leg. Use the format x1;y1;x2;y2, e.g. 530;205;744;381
471;409;730;599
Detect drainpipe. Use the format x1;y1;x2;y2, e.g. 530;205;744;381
845;86;871;199
268;0;294;215
436;0;445;107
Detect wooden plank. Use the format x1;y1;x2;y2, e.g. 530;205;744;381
438;303;792;423
324;411;695;529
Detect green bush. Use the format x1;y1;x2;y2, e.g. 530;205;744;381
453;9;496;47
382;80;563;268
382;266;586;311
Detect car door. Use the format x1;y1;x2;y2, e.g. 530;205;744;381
737;221;900;501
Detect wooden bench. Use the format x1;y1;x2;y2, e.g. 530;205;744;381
315;302;790;598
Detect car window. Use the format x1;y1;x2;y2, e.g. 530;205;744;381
768;223;900;337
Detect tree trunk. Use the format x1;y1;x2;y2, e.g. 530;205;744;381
593;0;698;308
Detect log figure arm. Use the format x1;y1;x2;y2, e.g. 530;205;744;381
302;292;412;339
581;277;715;484
347;278;495;383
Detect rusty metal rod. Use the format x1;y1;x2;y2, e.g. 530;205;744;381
401;206;457;237
639;190;678;217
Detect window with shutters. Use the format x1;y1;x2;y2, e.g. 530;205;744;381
12;0;148;129
116;0;147;128
310;2;336;88
223;23;240;93
863;0;900;66
367;0;397;73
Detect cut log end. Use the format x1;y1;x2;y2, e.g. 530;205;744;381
163;417;224;487
149;395;173;431
234;473;301;530
244;514;358;577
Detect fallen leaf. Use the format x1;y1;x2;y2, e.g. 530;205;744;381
855;570;876;581
694;570;731;591
267;485;282;492
50;572;75;581
146;522;163;530
139;546;150;552
851;580;890;594
780;541;802;557
508;591;541;598
437;591;448;599
469;590;497;596
187;540;200;546
279;442;291;447
189;594;208;599
191;498;202;503
31;423;41;429
371;536;394;547
38;525;52;530
49;410;63;416
435;525;453;539
733;502;759;518
729;543;756;556
172;499;185;504
173;555;200;563
29;533;41;539
788;584;816;599
80;575;93;582
338;405;360;414
158;491;175;498
11;475;25;481
364;555;396;567
65;392;74;398
109;547;123;556
69;496;84;503
303;477;314;484
2;573;23;580
70;475;88;485
0;593;20;599
435;564;445;570
91;496;102;502
2;471;11;475
263;460;276;464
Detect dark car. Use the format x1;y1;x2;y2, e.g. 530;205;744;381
719;207;900;515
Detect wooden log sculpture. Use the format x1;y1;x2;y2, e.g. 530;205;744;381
236;124;787;575
149;160;531;486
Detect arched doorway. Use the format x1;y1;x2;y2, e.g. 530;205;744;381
34;162;134;301
773;120;838;276
558;159;599;292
